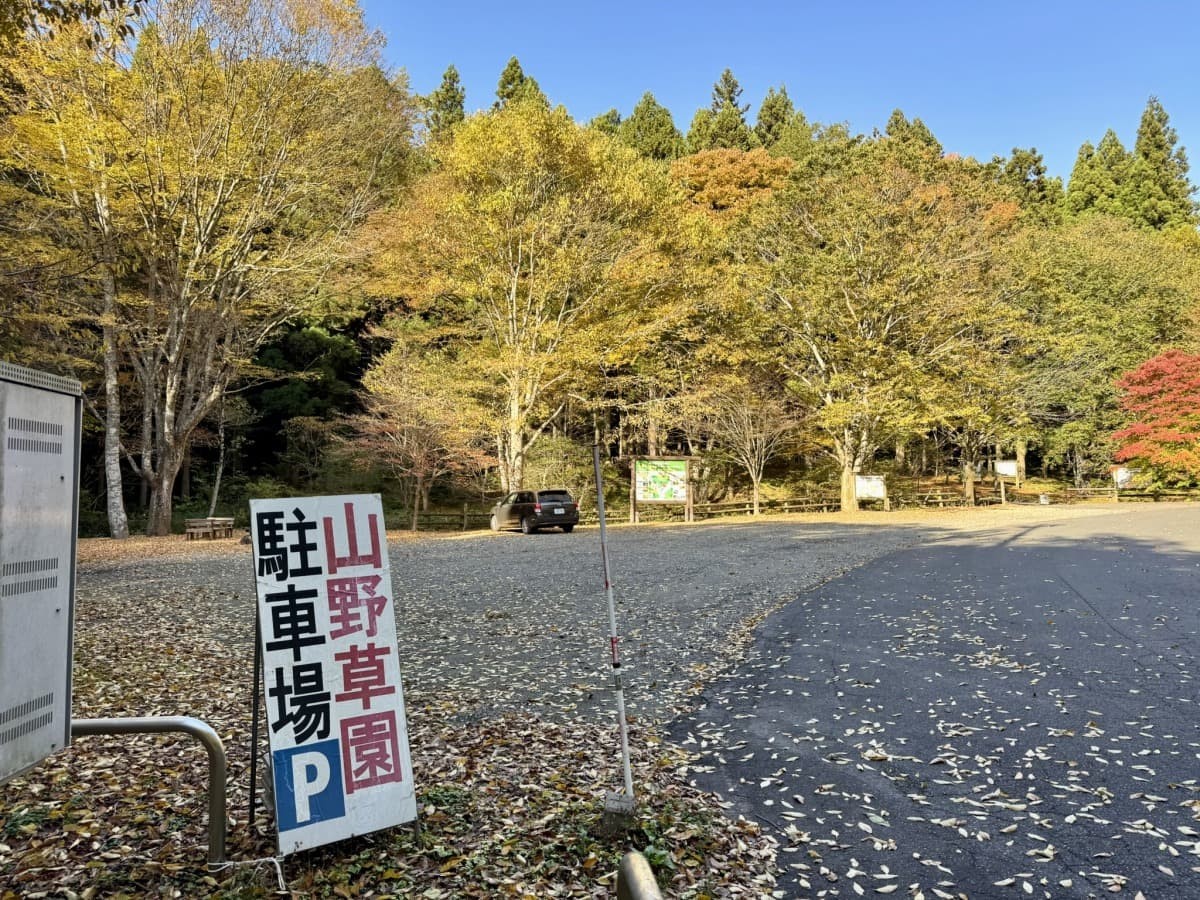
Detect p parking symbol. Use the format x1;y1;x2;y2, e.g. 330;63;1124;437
273;740;346;832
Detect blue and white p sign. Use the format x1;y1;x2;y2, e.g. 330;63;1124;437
273;740;346;832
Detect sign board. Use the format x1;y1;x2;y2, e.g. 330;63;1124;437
995;460;1019;478
250;494;416;855
633;459;688;503
0;362;81;784
855;474;887;500
1112;466;1134;489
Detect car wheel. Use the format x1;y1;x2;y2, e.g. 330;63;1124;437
521;516;534;535
490;514;499;532
561;524;574;533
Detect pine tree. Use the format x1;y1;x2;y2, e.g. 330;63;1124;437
618;92;683;160
425;65;465;139
755;86;794;148
1126;96;1196;228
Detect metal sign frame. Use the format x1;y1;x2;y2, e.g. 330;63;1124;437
0;362;81;784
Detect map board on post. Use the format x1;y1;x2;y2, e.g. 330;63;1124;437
631;458;693;523
854;474;887;501
0;362;81;785
250;493;416;855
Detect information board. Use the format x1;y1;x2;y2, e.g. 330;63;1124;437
0;362;80;784
995;460;1019;478
855;474;887;500
634;459;688;503
250;494;416;855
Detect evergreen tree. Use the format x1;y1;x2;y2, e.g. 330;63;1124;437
494;56;545;109
755;86;794;148
689;68;754;151
992;147;1063;218
588;108;621;136
618;92;683;160
425;65;465;139
885;108;942;154
1065;130;1129;218
686;108;715;153
1126;96;1196;228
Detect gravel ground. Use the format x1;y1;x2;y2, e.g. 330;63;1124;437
77;504;1133;729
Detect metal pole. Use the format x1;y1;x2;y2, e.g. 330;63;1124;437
71;716;227;864
593;445;635;803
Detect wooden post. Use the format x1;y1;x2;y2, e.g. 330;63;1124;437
462;501;468;531
630;461;637;524
1000;478;1007;505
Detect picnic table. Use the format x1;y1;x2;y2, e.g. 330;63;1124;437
184;516;235;540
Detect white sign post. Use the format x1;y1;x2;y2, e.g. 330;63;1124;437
250;494;416;855
0;363;81;785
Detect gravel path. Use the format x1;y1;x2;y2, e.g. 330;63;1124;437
76;504;1133;728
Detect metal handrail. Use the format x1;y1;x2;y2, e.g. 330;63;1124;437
71;716;227;864
617;851;662;900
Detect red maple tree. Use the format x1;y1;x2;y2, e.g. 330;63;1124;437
1113;350;1200;483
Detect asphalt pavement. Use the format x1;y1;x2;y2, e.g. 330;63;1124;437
667;505;1200;899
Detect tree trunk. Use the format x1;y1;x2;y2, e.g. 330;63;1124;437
839;461;858;512
411;474;421;532
961;459;977;506
101;320;130;539
894;442;907;475
207;405;226;518
146;444;183;535
1015;437;1027;488
751;476;761;515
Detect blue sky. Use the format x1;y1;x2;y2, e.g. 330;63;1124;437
360;1;1197;181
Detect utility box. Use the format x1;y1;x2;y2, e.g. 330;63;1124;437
0;362;81;784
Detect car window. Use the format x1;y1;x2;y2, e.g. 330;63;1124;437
518;492;535;503
538;491;573;503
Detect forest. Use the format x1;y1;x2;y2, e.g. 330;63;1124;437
3;0;1199;537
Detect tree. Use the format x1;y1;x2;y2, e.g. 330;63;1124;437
425;64;465;139
1010;216;1200;485
362;97;678;490
1065;130;1130;218
1125;96;1196;229
493;55;543;109
885;109;942;154
4;0;416;535
687;69;755;152
990;147;1063;219
0;0;141;47
670;148;792;221
588;107;621;135
618;92;682;160
754;86;794;148
1113;350;1200;484
707;380;797;514
738;141;1019;510
350;348;493;529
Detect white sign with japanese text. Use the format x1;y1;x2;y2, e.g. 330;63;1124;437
250;494;416;855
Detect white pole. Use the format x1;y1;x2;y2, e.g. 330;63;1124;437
594;444;635;802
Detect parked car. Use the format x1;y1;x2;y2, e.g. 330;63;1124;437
490;489;579;534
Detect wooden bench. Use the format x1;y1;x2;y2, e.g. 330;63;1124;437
185;516;235;540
